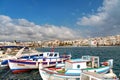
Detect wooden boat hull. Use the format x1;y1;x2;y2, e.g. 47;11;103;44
39;66;111;80
12;69;31;74
8;59;37;72
8;57;69;73
40;68;80;80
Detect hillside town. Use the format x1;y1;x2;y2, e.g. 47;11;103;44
0;35;120;47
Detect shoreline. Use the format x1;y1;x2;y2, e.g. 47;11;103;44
36;45;120;48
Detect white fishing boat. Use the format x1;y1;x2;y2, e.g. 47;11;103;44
39;55;114;80
8;52;71;73
0;47;42;67
0;47;25;67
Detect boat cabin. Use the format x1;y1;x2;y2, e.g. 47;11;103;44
31;52;61;62
39;52;59;58
82;56;99;68
65;56;99;71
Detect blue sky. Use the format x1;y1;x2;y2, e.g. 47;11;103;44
0;0;120;41
0;0;102;26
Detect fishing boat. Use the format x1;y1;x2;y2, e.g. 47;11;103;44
0;47;25;67
39;55;114;80
0;47;42;67
8;52;71;73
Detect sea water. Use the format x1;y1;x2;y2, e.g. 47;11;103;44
0;46;120;79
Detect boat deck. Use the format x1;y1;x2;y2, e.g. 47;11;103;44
81;71;118;80
81;71;106;80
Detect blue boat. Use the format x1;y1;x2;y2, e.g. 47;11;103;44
0;47;41;67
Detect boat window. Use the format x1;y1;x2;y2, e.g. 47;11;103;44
49;53;53;57
77;65;80;68
43;58;46;61
33;59;38;61
94;58;98;61
83;57;87;60
76;78;80;80
87;62;92;67
54;53;57;57
39;54;43;57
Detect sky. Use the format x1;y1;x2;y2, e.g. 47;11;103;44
0;0;120;41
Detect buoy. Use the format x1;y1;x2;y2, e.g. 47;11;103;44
103;62;108;66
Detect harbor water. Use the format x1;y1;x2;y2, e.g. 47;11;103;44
0;46;120;79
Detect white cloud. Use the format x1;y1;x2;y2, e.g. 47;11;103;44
0;15;80;41
77;0;120;37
